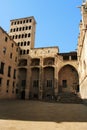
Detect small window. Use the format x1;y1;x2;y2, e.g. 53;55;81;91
21;80;26;87
28;33;31;37
22;27;25;31
8;66;11;77
23;20;25;23
47;80;52;88
7;80;9;86
27;41;30;45
19;27;21;31
13;28;15;32
17;21;19;24
18;42;20;46
0;62;4;74
62;80;67;88
0;78;2;87
10;53;12;59
13;35;14;39
26;26;28;30
30;19;32;22
20;50;22;55
23;50;26;54
13;69;16;79
25;34;27;38
14;22;16;25
33;80;39;88
20;21;22;24
24;41;26;46
26;19;28;23
29;26;31;30
3;47;6;54
21;42;23;46
19;35;21;39
16;28;18;31
22;34;24;38
5;37;8;42
27;49;29;54
15;35;17;39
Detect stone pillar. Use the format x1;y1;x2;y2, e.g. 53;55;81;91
25;67;31;100
54;67;58;97
39;58;43;100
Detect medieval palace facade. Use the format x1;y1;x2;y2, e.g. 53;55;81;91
0;1;87;101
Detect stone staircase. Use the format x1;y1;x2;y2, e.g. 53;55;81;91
57;92;83;104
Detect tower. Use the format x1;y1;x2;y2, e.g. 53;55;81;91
81;0;87;28
9;16;36;55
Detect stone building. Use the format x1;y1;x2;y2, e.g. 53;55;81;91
0;27;18;99
0;1;87;101
77;0;87;100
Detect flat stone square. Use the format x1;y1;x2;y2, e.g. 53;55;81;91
0;100;87;130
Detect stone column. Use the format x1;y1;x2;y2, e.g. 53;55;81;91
25;57;31;100
25;68;30;100
54;67;58;98
38;57;43;100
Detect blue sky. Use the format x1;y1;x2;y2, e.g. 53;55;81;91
0;0;82;52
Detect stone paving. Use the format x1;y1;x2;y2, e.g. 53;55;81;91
0;99;87;130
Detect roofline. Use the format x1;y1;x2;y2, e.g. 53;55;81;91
32;46;59;49
0;26;18;46
10;16;36;24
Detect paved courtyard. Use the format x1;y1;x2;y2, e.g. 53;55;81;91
0;100;87;130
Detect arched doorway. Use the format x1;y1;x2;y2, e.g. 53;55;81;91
58;65;79;93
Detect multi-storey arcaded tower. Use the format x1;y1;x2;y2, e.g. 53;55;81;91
9;16;36;54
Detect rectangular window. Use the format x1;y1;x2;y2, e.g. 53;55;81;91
21;80;26;87
63;56;69;60
0;62;4;74
13;69;16;79
8;66;11;77
7;80;9;86
5;37;8;42
47;80;52;88
10;53;12;59
0;78;2;87
62;80;67;88
33;80;39;88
